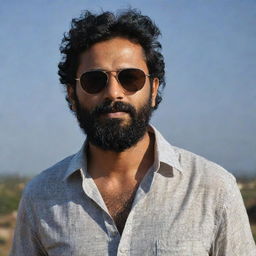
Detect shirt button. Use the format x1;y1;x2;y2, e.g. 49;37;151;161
119;248;126;253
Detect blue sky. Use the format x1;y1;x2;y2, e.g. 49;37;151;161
0;0;255;177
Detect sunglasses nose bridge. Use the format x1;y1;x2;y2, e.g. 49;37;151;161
106;71;121;85
103;71;125;98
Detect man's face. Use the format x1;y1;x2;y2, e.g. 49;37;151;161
68;37;159;152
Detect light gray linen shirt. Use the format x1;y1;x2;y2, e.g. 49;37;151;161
10;126;256;256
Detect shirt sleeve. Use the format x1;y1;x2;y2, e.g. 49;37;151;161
9;189;47;256
210;177;256;255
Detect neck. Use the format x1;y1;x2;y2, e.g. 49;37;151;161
86;129;155;182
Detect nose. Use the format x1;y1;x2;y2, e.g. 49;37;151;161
103;72;124;100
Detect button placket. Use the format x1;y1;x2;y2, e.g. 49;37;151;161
104;214;120;237
117;171;153;256
117;210;135;256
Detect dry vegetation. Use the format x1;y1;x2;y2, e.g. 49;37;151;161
0;175;255;255
238;178;256;242
0;175;29;256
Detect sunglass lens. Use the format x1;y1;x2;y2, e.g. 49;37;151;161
119;69;146;92
80;71;107;94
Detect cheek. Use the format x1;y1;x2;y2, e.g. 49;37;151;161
76;86;100;108
141;83;152;102
131;88;151;110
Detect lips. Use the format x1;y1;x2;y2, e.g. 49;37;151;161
99;106;130;116
104;111;128;118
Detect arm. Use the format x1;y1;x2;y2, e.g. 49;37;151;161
210;178;256;255
9;189;47;256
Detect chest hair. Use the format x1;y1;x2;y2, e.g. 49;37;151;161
101;187;138;235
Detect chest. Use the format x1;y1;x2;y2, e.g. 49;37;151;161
99;184;138;234
39;183;215;256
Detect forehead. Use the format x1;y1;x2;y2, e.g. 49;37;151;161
78;37;148;72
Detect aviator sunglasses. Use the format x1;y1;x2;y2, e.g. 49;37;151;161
75;68;150;94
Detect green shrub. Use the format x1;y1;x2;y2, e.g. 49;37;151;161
0;175;30;215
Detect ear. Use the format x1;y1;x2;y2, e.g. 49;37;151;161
67;86;77;112
151;78;159;108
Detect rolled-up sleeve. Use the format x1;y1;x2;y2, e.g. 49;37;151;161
9;189;47;256
211;178;256;255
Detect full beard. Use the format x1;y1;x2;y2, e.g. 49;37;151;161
74;96;153;152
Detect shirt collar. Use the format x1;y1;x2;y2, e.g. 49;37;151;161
62;141;88;181
149;124;183;173
63;124;183;181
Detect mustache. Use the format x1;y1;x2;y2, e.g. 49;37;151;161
92;100;136;117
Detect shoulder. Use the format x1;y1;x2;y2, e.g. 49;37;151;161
22;154;75;200
170;146;244;225
152;125;237;194
172;146;237;195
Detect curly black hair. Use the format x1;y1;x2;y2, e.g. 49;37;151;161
58;9;165;110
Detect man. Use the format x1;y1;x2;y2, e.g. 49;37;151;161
10;9;255;256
